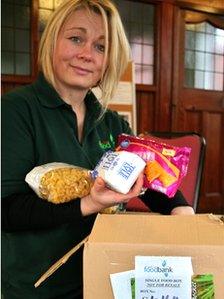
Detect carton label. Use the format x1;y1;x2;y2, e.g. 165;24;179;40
135;256;193;299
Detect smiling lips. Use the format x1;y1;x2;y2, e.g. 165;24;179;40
71;65;93;75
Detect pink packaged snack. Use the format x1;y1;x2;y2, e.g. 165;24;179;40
116;134;191;198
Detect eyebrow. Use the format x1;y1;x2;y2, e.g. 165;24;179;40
65;26;105;39
65;26;86;32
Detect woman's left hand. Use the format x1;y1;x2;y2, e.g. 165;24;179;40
171;206;195;215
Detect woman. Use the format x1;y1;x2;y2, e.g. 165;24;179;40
1;0;194;298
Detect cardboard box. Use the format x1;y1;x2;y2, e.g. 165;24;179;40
83;213;224;298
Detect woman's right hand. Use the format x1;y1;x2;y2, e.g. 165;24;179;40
80;173;144;216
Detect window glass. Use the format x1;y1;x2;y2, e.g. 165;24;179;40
15;29;30;52
142;65;153;84
15;5;30;29
2;4;14;27
2;28;14;51
1;0;31;75
1;52;14;75
113;0;155;84
184;22;224;91
39;8;52;33
38;0;63;35
39;0;53;9
15;53;30;75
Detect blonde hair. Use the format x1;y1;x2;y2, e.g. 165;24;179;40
38;0;131;107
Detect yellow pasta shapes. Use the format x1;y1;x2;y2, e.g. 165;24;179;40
25;163;93;204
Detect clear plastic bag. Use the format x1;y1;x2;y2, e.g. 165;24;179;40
25;162;93;204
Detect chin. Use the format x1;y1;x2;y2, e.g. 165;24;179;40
64;78;91;88
69;83;93;91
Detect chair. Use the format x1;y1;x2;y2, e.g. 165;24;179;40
126;132;206;212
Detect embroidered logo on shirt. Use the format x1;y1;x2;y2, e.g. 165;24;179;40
99;134;115;150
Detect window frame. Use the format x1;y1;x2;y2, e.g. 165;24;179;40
1;0;39;84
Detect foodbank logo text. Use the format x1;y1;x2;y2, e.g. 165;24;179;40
144;260;173;277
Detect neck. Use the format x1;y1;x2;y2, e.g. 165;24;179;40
54;81;89;110
54;82;89;142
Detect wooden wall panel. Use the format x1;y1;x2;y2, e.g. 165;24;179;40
1;83;26;95
185;111;203;133
156;1;174;131
136;91;156;134
199;111;223;213
205;112;222;189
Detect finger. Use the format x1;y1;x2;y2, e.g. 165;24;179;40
113;173;145;203
131;172;144;193
93;177;106;192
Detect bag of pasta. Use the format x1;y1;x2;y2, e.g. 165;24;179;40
116;134;191;198
25;162;93;204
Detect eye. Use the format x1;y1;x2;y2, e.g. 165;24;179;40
69;36;83;44
95;43;105;53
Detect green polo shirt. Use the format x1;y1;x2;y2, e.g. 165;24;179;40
2;73;131;298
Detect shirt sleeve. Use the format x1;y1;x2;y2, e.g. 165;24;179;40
2;95;36;198
1;95;90;232
1;193;90;232
139;189;190;215
121;117;133;135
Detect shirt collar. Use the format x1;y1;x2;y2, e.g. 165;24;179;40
32;72;103;118
33;73;65;108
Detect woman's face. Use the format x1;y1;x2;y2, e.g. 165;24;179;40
53;8;107;92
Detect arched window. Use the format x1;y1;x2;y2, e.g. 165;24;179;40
184;13;224;91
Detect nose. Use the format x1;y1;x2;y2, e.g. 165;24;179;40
77;43;93;62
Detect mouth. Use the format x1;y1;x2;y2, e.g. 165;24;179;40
70;65;93;75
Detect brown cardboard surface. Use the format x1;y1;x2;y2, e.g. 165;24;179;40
83;213;224;299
